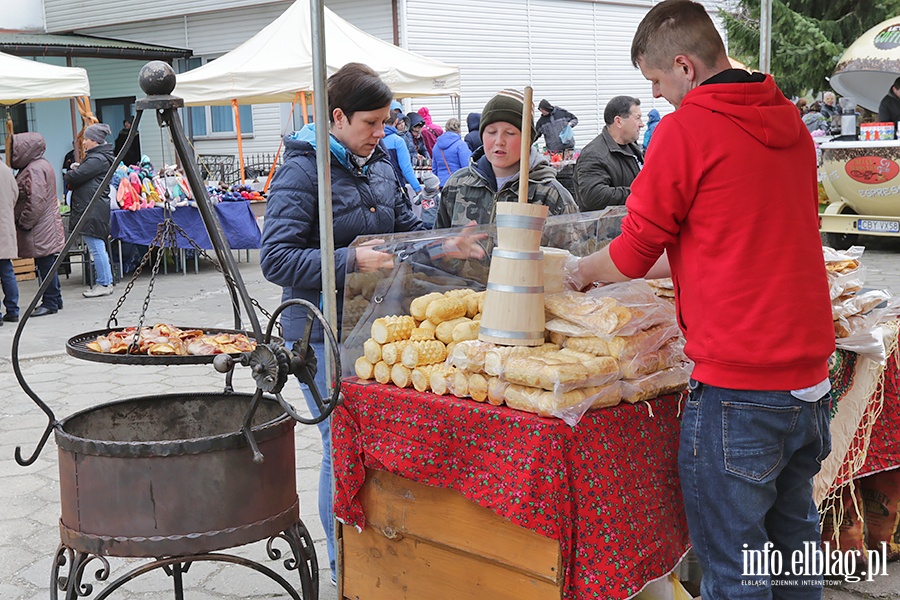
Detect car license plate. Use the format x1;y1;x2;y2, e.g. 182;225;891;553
858;218;900;233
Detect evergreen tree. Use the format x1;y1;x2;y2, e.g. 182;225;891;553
721;0;900;97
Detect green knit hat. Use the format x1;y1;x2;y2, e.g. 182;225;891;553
479;89;536;142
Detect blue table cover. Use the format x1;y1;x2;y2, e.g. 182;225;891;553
110;201;261;250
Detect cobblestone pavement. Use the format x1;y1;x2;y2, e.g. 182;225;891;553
0;241;898;599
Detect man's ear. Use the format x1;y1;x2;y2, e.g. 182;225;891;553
674;55;696;81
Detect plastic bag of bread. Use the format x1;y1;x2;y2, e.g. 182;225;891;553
608;322;681;361
823;246;865;300
832;289;891;321
502;382;622;425
620;366;690;404
483;343;559;377
618;338;686;379
544;281;676;338
503;350;620;393
446;339;495;373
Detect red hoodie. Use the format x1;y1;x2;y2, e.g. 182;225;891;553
608;75;834;391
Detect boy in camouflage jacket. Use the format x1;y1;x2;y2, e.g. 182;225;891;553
435;89;577;229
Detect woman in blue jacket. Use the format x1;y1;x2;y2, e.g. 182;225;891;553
432;118;473;187
260;63;426;584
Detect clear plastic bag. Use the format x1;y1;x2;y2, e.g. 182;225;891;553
621;365;691;404
823;245;866;300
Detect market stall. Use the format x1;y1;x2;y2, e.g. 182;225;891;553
173;0;460;184
323;207;694;599
109;201;261;274
820;16;900;248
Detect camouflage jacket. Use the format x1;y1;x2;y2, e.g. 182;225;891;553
434;147;578;229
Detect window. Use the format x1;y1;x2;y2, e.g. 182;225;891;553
176;57;253;139
0;104;29;148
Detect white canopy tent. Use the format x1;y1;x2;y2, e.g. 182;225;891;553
173;0;460;105
0;51;90;104
830;15;900;113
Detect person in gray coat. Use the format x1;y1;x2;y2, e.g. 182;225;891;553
11;132;65;316
65;123;116;297
574;96;644;211
0;161;20;323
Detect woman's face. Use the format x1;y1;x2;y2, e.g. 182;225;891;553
482;121;522;177
331;106;390;156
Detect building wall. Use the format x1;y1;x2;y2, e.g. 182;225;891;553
42;0;728;176
403;0;728;149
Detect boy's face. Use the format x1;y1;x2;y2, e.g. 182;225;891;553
639;55;696;110
482;121;522;177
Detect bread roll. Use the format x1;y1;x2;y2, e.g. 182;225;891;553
425;297;467;324
371;315;415;344
354;356;375;380
410;292;445;321
374;361;391;384
435;317;471;344
390;363;412;388
468;373;488;402
452;319;480;343
363;338;382;364
401;340;447;368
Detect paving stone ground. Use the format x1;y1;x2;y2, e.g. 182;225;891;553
0;240;898;599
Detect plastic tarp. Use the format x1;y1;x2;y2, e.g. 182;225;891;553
0;51;90;104
832;16;900;113
173;0;459;106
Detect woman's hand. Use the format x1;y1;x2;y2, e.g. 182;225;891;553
355;238;395;272
440;221;486;260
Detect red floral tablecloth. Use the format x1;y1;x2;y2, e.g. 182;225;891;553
860;347;900;476
333;380;690;600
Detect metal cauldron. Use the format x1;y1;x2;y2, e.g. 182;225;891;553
55;392;298;558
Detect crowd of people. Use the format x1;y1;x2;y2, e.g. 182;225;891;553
0;120;141;322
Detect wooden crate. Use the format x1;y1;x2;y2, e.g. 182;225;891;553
340;469;563;600
12;258;36;282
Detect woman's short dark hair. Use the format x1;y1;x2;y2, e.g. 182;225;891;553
327;62;393;123
604;96;640;125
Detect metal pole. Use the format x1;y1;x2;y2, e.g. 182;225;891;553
311;1;337;385
311;0;340;592
759;0;772;74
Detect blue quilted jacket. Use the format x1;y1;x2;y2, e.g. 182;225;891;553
260;124;425;342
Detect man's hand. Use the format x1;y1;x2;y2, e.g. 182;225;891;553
440;220;486;260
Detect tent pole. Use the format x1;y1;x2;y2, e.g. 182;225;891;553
301;91;309;125
232;99;246;184
311;0;340;588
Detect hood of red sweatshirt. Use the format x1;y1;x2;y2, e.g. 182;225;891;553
682;75;804;149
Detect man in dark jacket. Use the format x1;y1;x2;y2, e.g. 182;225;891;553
536;99;578;153
113;117;142;167
878;77;900;128
65;123;115;297
464;112;482;151
573;96;644;211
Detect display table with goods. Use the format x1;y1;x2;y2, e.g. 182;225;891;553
813;246;900;562
329;208;693;599
109;201;261;273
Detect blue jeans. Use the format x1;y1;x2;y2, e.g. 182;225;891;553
679;380;832;600
34;254;63;311
0;259;18;317
83;235;113;287
296;340;335;580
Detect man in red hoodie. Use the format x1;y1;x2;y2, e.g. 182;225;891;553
571;2;835;598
